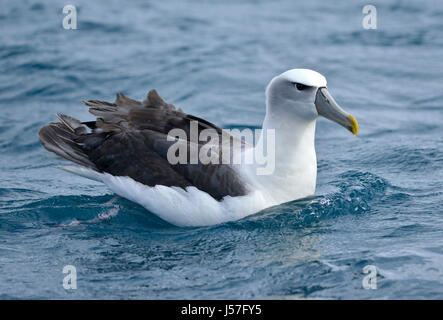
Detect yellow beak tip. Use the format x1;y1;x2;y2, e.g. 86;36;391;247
348;114;358;136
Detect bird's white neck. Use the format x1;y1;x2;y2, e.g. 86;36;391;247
242;101;318;204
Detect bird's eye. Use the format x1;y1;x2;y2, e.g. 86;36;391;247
294;83;308;91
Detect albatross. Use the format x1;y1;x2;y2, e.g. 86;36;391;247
38;68;358;227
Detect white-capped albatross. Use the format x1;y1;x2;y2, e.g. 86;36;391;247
38;68;358;227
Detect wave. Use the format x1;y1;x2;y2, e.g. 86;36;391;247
226;170;388;230
1;170;389;232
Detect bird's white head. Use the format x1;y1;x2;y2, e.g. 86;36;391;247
265;68;358;135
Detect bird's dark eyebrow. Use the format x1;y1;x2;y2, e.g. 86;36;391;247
291;82;310;90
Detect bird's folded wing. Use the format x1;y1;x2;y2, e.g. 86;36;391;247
39;90;249;200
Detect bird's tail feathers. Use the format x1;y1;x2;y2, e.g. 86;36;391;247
38;114;98;170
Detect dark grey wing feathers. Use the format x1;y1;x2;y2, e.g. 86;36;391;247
38;90;248;200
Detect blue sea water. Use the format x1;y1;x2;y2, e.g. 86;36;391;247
1;0;443;299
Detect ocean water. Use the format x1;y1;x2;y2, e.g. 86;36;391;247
1;0;443;299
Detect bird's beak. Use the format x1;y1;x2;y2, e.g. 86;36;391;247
315;87;358;136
